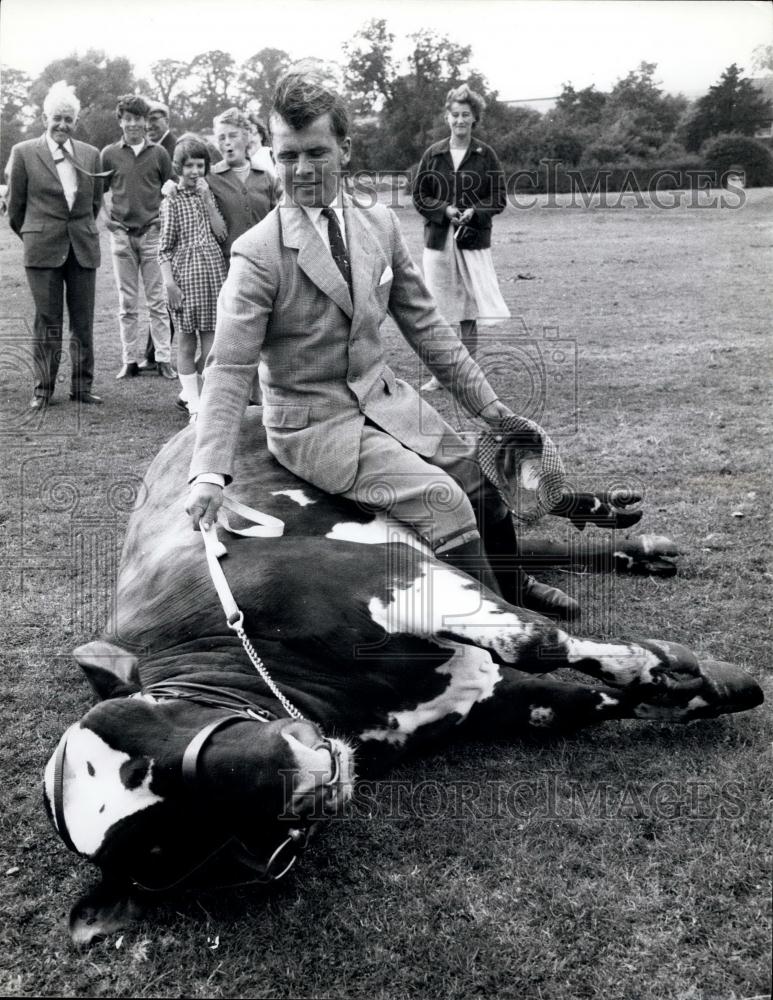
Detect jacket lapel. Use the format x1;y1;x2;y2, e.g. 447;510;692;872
35;135;64;187
280;204;353;318
344;202;380;335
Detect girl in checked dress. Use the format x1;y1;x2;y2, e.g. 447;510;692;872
159;137;227;421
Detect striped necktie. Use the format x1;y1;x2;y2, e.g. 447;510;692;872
53;145;114;179
321;206;351;291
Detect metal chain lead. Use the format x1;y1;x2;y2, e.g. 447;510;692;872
230;619;305;720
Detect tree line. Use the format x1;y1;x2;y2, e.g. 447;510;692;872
2;25;772;182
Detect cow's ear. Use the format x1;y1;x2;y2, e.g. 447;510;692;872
73;640;140;700
70;876;147;947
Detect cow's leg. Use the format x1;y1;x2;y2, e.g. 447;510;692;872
369;561;762;719
462;664;761;735
518;534;679;577
461;669;639;735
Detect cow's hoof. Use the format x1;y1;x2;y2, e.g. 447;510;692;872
686;659;765;719
635;639;704;698
614;535;680;577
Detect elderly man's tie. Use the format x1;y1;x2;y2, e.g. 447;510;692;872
53;146;114;179
321;206;352;292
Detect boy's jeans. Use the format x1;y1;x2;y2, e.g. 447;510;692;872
110;224;172;364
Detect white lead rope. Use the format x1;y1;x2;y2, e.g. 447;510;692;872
200;497;305;720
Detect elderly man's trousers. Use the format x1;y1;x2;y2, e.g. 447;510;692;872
25;247;96;399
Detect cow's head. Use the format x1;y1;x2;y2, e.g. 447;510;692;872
43;641;354;944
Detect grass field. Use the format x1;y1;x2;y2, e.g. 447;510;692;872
0;186;771;1000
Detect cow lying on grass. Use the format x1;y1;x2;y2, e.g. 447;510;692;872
44;411;763;944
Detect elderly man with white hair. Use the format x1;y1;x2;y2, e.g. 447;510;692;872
7;81;106;408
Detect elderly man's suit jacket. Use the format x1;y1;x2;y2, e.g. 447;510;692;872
191;199;498;493
7;136;102;268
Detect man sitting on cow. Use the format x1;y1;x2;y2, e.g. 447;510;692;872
186;68;577;619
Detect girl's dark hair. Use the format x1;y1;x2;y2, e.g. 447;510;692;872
173;137;212;175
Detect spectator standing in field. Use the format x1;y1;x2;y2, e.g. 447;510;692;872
413;84;509;391
7;80;105;408
140;99;179;372
207;108;281;263
146;100;177;160
248;113;278;177
101;94;177;381
159;138;228;422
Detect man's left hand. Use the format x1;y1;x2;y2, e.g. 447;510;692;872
479;399;515;430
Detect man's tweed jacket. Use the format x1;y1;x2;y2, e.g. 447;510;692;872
7;135;102;268
190;199;498;493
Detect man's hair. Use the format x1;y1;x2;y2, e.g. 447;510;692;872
271;70;349;141
173;137;211;175
445;84;486;125
115;94;151;121
43;80;80;118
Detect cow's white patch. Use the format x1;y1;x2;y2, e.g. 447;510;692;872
368;562;538;661
596;692;620;711
566;639;662;687
326;514;428;551
43;724;162;857
271;489;316;507
529;705;555;727
613;552;634;569
686;696;710;711
358;640;500;746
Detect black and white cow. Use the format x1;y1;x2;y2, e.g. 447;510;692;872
44;411;763;944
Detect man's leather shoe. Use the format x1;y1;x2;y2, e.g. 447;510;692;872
70;391;103;405
138;359;157;372
29;396;49;411
116;363;140;379
520;574;580;621
157;361;177;380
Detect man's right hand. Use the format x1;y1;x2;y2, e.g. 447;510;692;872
186;482;224;531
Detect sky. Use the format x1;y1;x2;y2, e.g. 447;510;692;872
1;0;771;103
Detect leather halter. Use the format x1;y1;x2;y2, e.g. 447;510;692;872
50;683;340;893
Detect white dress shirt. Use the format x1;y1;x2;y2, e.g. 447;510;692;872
301;202;348;251
46;134;78;211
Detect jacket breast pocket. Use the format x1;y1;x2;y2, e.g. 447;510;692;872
262;404;311;429
21;223;45;233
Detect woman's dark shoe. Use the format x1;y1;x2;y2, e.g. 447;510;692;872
116;363;140;379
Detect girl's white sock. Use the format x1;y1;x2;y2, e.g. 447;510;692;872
179;372;200;412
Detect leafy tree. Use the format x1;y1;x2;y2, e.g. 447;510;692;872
149;59;190;111
343;19;395;113
237;47;291;117
684;63;772;152
602;62;687;156
29;50;138;149
1;65;33;168
30;50;135;114
703;133;773;186
554;83;606;126
186;50;237;131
